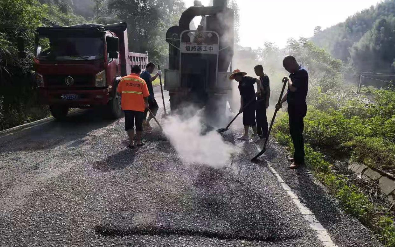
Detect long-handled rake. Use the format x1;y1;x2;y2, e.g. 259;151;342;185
217;98;257;133
158;65;168;116
251;77;289;162
148;108;163;131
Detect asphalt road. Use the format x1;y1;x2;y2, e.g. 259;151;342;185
0;88;382;247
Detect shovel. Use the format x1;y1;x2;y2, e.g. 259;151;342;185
158;65;168;116
251;77;289;162
217;98;257;133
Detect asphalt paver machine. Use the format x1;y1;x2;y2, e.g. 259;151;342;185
165;0;235;125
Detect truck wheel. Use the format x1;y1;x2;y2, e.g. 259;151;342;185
106;84;123;119
50;105;69;121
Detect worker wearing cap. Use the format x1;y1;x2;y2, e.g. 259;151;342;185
276;56;309;169
117;65;150;149
140;62;162;131
254;65;270;140
230;69;263;141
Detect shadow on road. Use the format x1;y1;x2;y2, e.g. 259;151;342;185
93;149;136;172
294;167;342;229
0;109;118;153
264;146;342;226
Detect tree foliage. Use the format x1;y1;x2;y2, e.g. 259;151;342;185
93;0;185;65
351;18;395;73
287;38;343;92
0;0;85;129
312;0;395;74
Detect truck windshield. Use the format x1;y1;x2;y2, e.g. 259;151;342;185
37;36;104;61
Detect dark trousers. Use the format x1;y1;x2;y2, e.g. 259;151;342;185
243;99;256;127
256;100;268;137
144;97;159;119
289;111;305;164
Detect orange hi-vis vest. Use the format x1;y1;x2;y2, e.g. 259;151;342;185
117;73;150;112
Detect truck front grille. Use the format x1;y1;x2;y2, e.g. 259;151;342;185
44;75;94;87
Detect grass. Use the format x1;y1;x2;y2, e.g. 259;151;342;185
273;115;395;246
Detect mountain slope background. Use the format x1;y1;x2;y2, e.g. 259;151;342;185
312;0;395;74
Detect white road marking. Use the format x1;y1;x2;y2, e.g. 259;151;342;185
253;143;338;247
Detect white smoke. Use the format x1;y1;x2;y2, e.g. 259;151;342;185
163;109;239;168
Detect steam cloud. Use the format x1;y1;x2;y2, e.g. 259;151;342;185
163;109;239;168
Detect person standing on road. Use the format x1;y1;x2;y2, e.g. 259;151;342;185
276;56;309;169
254;65;270;140
140;62;162;131
230;69;263;141
117;65;150;149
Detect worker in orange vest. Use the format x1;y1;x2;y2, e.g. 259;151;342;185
117;65;150;149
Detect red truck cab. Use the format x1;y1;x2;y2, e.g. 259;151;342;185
34;22;148;120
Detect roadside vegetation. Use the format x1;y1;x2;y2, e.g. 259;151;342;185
0;0;85;130
274;126;395;246
270;32;395;246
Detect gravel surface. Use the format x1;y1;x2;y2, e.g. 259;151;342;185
0;90;382;246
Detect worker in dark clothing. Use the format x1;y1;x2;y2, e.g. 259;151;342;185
276;56;309;169
140;62;162;131
229;69;263;141
254;65;270;140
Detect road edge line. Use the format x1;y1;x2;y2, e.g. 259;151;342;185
267;163;338;247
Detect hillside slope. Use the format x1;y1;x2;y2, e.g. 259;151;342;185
311;0;395;73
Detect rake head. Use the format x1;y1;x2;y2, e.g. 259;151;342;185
217;128;229;134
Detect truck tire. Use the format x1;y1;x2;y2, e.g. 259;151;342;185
50;105;69;121
106;82;123;119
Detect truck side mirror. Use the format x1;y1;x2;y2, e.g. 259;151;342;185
106;37;119;53
36;46;42;56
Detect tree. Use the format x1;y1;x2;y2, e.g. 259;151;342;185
94;0;185;65
0;0;85;129
287;38;343;92
314;26;322;35
351;18;395;73
312;0;395;71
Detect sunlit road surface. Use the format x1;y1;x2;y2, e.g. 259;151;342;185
0;88;382;247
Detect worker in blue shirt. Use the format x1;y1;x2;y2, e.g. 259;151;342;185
140;62;162;131
276;56;309;169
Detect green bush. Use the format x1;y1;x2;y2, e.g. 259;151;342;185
376;216;395;246
275;87;395;173
303;109;352;150
370;90;395;118
336;183;374;223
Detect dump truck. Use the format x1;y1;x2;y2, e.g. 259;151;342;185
165;0;235;122
33;22;148;120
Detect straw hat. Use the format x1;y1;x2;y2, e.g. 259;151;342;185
229;69;247;80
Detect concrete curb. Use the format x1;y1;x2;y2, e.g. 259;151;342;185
0;109;84;138
0;116;54;137
348;163;395;203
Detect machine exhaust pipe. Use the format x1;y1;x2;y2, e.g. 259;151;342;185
213;0;228;8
